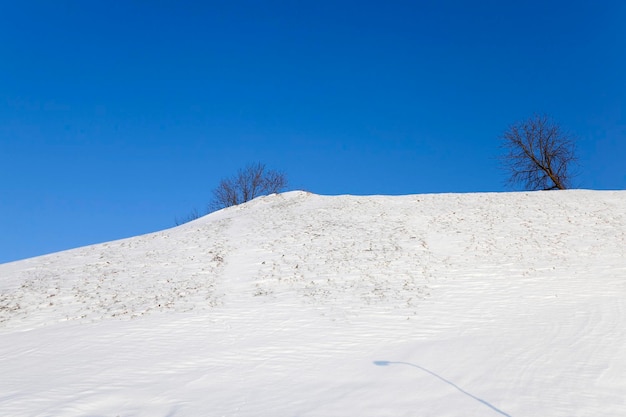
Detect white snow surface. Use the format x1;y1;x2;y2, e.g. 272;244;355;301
1;190;625;417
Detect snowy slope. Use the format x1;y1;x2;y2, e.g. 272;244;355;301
1;190;625;417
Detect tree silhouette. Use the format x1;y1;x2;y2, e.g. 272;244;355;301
501;114;577;190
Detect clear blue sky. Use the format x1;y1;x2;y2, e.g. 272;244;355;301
1;1;625;263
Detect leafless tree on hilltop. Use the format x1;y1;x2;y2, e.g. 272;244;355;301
211;162;288;210
501;114;578;190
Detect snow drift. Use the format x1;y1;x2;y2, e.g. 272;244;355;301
1;190;625;416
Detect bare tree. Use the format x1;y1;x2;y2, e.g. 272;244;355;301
500;114;577;190
174;208;202;226
211;163;288;210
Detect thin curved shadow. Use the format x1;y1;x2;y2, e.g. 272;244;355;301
374;361;511;417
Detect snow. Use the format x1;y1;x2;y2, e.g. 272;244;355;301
1;190;625;416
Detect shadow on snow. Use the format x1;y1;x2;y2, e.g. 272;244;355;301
374;360;511;417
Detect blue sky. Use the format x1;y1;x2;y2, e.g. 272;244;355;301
1;1;625;263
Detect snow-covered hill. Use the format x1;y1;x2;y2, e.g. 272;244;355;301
1;190;625;416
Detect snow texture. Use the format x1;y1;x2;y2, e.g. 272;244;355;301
1;190;625;416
